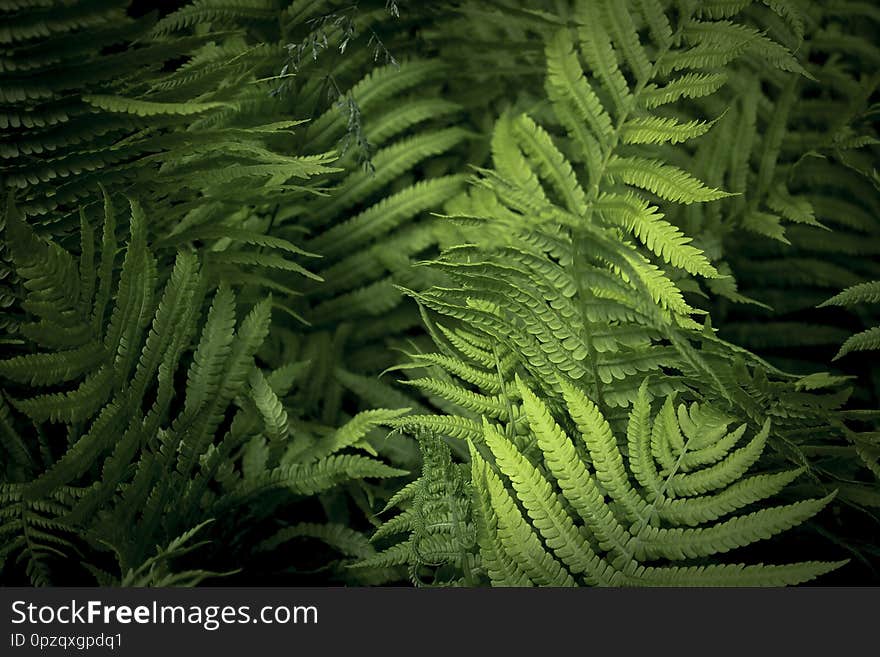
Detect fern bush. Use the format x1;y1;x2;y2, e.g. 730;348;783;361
1;0;878;586
470;379;843;586
0;192;408;584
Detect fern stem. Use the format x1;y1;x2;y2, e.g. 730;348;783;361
491;342;519;439
571;235;607;413
623;417;696;577
568;12;693;413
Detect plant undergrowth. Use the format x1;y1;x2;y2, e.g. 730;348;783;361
1;0;878;586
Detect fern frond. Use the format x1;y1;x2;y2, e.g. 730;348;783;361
477;379;840;586
606;157;732;205
83;95;230;116
622;115;716;146
834;326;880;360
258;523;374;560
820;281;880;308
596;193;719;277
230;455;407;501
387;415;484;443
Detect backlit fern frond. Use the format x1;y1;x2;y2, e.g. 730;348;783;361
371;376;845;586
363;0;870;585
466;378;843;586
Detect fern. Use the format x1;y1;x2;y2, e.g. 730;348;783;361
364;0;875;584
819;281;880;360
355;432;479;586
0;193;406;584
401;2;806;416
2;0;878;587
373;377;844;586
249;59;472;425
673;1;880;395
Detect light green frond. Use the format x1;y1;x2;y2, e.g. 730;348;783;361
387;415;484;443
639;72;728;109
632;560;846;587
668;419;770;496
597;193;719;277
659;469;804;526
622;115;716;146
482;418;600;578
600;0;652;83
469;446;532;586
511;114;587;215
634;0;673;48
491;113;548;202
473;443;577;587
410;353;503;393
463;378;840;587
560;379;648;523
606;156;732;204
575;1;631;116
631;493;836;561
518;378;631;561
545;28;613;147
401;379;507;419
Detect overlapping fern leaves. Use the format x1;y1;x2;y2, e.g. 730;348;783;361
467;378;843;586
271;58;471;423
0;194;407;584
400;2;814;417
676;2;880;393
0;0;350;342
0;0;448;585
1;0;877;587
364;0;875;585
1;0;340;221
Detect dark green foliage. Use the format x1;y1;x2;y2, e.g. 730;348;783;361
1;0;878;586
683;2;880;398
0;193;407;584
